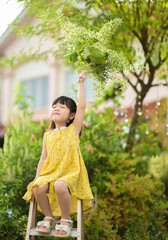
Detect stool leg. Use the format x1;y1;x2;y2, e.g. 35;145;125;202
25;196;37;240
77;199;85;240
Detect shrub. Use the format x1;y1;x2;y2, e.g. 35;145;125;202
0;87;47;239
0;112;45;183
0;184;27;240
83;201;119;240
80;105;168;238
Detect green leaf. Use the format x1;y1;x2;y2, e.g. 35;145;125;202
13;82;21;93
92;56;106;64
89;46;106;58
71;52;78;62
89;46;107;64
15;93;24;101
82;50;91;59
75;42;85;52
66;52;78;63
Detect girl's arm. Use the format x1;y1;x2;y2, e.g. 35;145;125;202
27;136;47;189
35;136;47;177
73;70;87;137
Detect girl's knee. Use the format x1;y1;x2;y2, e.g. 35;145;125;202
54;181;68;195
33;186;40;196
33;185;48;196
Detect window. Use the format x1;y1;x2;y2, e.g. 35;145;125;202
21;76;48;108
65;71;95;102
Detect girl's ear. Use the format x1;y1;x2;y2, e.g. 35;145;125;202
69;112;76;120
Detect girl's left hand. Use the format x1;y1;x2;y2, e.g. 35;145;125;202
78;70;87;83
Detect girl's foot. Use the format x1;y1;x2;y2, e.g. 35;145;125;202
36;216;55;233
54;218;73;237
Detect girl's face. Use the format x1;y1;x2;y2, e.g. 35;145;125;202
50;102;75;125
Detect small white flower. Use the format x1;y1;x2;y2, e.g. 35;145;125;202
135;134;140;140
122;126;129;134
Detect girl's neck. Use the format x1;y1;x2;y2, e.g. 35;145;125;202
55;123;67;130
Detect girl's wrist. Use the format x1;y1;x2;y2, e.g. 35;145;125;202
78;80;84;84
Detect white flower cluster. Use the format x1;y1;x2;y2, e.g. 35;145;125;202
55;11;129;95
55;12;89;50
96;18;123;44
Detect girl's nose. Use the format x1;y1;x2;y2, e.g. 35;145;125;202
55;107;60;112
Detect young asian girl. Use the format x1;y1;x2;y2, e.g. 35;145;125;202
23;70;94;238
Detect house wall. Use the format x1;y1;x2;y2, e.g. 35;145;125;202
0;59;95;124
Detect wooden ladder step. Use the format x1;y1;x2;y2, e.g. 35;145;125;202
28;228;78;237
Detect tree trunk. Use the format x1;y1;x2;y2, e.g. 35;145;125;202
126;94;144;151
125;81;153;151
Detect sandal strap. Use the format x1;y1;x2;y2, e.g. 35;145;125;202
44;216;54;221
55;224;61;230
60;219;73;223
59;225;69;232
37;221;51;228
55;224;71;233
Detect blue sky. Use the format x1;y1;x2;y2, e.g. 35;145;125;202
0;0;23;37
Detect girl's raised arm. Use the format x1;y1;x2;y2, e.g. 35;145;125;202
73;70;87;137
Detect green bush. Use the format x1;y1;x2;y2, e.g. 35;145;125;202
83;202;118;240
0;90;47;239
0;184;27;240
0;112;45;183
123;218;168;240
80;105;168;239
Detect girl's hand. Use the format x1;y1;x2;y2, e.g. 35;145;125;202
78;70;87;83
27;181;33;190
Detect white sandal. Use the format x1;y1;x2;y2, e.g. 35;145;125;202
36;216;55;233
54;219;73;238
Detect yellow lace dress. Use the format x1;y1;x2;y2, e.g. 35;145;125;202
23;123;94;217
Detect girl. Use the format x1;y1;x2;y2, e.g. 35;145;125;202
23;70;94;238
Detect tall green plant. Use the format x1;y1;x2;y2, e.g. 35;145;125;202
0;84;47;239
0;83;45;182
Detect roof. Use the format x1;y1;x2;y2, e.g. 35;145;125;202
0;8;28;55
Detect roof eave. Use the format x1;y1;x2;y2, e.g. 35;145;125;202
0;8;28;54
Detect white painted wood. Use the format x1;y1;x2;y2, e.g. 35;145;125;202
77;199;84;240
28;228;78;237
25;197;37;240
25;197;84;239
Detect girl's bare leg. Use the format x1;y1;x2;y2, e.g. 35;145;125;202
54;180;71;235
33;184;54;230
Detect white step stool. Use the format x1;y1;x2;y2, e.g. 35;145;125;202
25;196;85;240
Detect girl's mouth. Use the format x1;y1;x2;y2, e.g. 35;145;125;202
53;112;60;115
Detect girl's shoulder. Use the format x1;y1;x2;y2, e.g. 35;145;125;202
44;130;53;138
68;123;74;130
68;123;76;133
69;123;80;140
